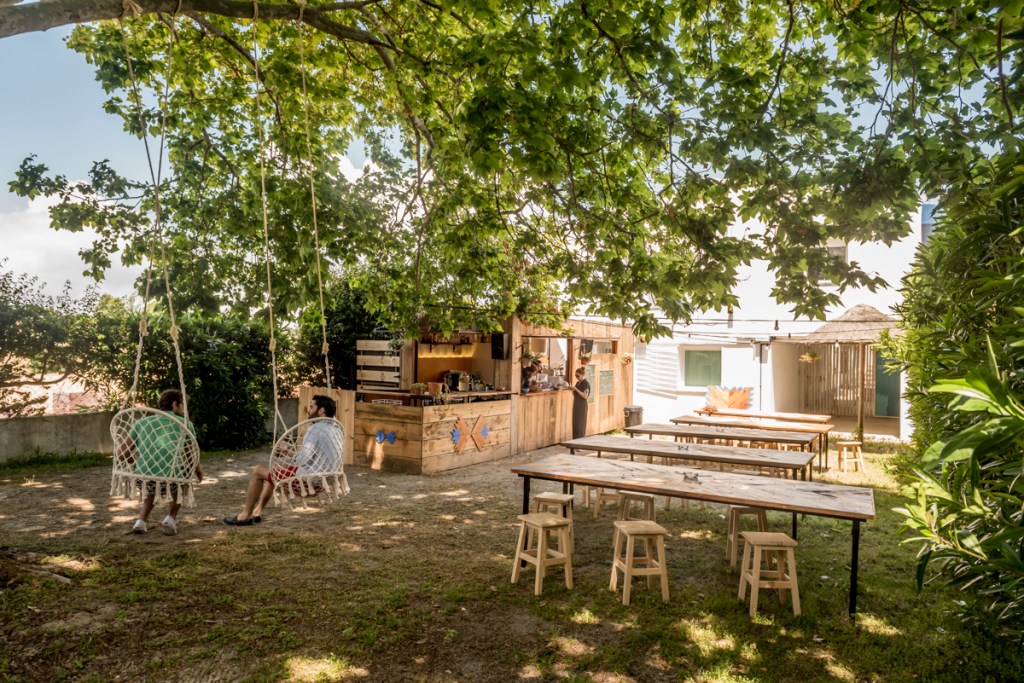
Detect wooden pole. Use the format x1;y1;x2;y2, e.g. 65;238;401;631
857;343;866;441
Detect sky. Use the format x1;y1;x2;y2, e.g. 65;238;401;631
0;28;148;299
0;27;366;301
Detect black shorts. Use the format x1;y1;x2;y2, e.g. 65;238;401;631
136;480;181;498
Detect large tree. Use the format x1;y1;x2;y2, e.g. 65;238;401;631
5;1;1021;338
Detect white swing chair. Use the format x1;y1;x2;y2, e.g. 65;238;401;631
110;407;201;507
254;14;349;510
268;416;349;509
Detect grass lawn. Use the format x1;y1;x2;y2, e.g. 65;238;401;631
0;445;1019;682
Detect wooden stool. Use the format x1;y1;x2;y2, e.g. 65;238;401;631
592;488;622;519
616;491;656;521
511;512;574;596
836;441;864;472
610;520;670;605
726;506;768;567
737;531;800;617
532;492;575;552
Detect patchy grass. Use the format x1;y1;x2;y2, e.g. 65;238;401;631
0;451;109;475
0;446;1020;682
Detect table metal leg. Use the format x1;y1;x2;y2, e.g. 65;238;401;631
791;512;798;540
522;476;530;515
849;520;861;616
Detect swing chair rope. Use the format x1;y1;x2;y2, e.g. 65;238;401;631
296;0;333;391
250;16;287;441
118;12;189;424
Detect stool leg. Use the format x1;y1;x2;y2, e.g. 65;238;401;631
749;546;763;617
656;534;670;602
738;539;750;601
610;528;624;592
535;528;550;596
623;534;636;606
787;547;801;616
561;526;574;590
511;521;527;584
644;537;655;589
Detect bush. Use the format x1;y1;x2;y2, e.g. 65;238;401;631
94;312;279;451
886;151;1024;637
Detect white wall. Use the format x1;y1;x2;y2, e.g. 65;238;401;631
632;207;924;439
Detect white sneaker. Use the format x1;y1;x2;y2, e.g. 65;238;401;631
132;520;147;534
161;516;178;536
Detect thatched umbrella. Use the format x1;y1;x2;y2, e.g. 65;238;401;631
801;304;898;439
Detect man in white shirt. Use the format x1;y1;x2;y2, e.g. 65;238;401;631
223;395;341;526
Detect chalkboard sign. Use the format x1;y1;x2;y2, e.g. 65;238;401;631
585;365;596;405
599;370;615;396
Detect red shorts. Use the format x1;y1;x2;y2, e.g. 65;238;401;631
269;466;324;495
268;465;298;484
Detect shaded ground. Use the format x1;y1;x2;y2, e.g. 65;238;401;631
0;447;1019;682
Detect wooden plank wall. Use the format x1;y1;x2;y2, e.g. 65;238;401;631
353;400;512;474
512;318;634;453
297;386;356;465
797;344;877;417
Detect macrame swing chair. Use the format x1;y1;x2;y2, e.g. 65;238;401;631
110;13;201;508
250;6;348;509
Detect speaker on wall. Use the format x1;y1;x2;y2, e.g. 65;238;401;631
579;338;594;355
490;333;510;360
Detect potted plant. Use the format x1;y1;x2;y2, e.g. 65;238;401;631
410;382;428;395
578;350;592;366
520;349;541;367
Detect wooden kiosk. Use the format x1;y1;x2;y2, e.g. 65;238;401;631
346;317;634;474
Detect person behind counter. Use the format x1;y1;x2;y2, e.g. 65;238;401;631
569;367;591;438
520;359;542;393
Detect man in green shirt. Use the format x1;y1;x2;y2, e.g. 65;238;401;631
119;389;204;535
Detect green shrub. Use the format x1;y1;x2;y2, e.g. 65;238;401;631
886;151;1024;637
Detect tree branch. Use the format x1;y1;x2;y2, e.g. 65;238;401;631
0;0;391;43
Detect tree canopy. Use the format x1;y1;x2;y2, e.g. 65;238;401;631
6;1;1021;338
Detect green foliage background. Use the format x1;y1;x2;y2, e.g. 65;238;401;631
885;150;1024;636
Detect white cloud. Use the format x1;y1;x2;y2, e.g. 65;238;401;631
0;194;142;299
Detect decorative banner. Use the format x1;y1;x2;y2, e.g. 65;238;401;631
471;416;489;450
375;429;397;445
451;417;471;452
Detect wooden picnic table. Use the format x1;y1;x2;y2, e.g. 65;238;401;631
561;434;816;480
696;407;832;424
626;422;818;453
512;453;876;615
670;414;835;468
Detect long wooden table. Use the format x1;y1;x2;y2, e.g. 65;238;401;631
561;435;816;480
670;414;835;467
696;407;832;424
627;422;818;452
512;453;876;615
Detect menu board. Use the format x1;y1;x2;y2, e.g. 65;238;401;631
585;365;595;405
599;370;615;396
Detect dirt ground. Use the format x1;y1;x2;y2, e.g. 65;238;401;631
3;447;692;683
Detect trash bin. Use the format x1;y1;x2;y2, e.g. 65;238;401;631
624;405;643;427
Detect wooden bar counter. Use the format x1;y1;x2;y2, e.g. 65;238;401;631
353;398;513;474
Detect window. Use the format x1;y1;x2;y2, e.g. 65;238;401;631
681;348;721;388
809;238;848;284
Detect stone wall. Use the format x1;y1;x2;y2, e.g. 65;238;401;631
0;411;116;463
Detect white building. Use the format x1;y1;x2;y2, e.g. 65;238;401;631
633;206;934;441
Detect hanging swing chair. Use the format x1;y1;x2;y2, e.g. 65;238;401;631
269;417;349;509
253;6;349;509
110;407;201;506
108;13;201;509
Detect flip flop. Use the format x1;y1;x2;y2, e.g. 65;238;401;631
223;516;256;526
